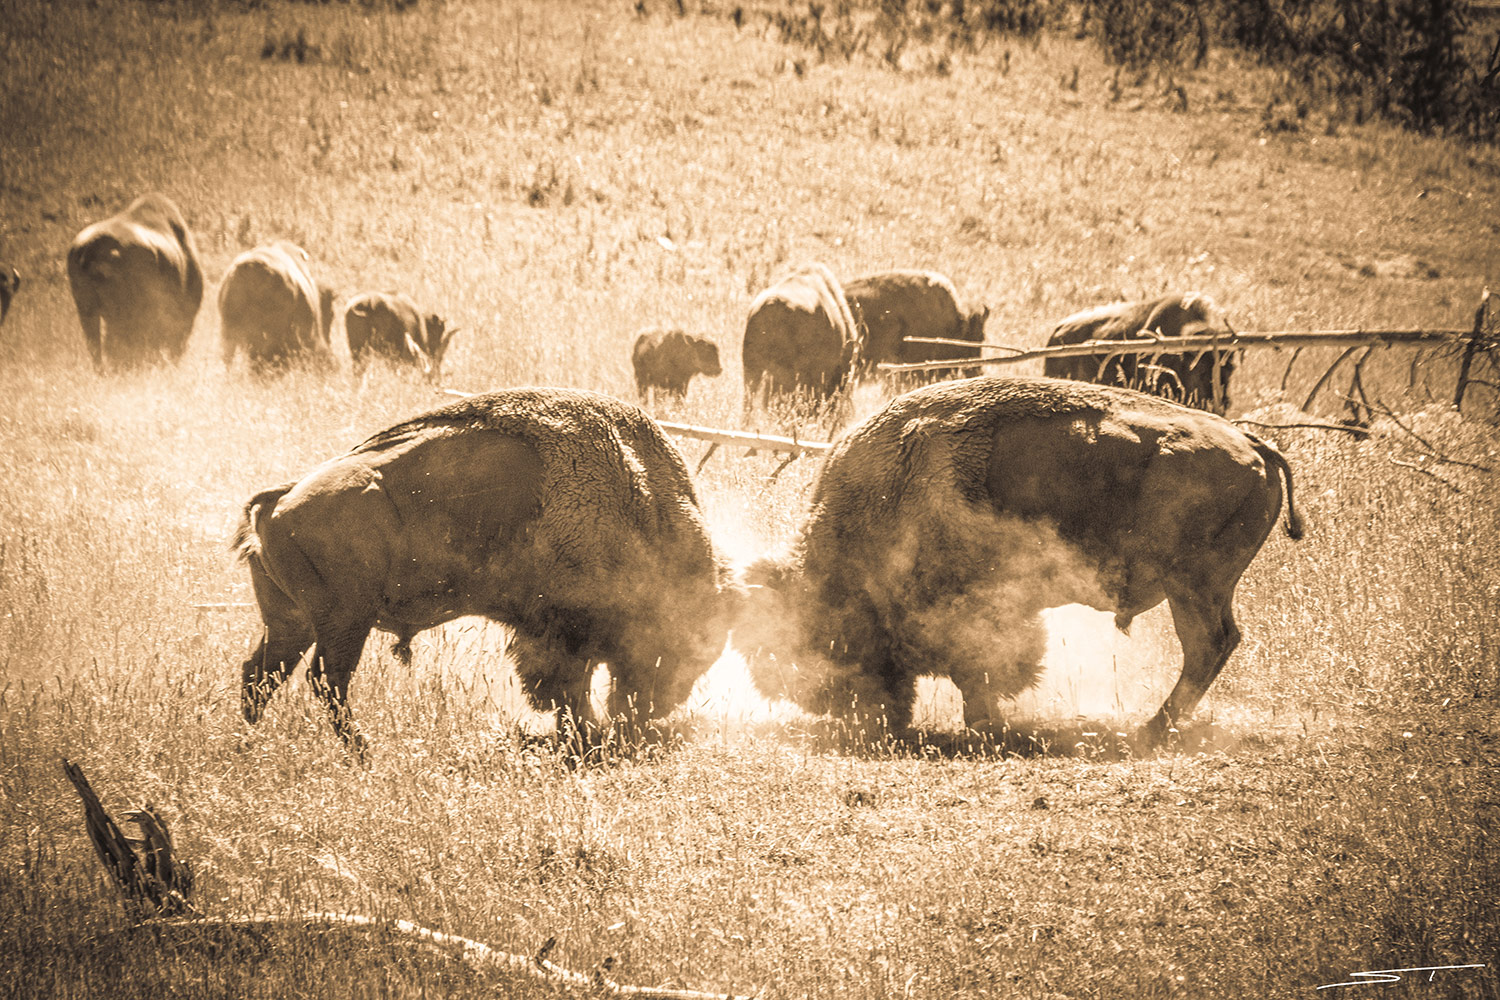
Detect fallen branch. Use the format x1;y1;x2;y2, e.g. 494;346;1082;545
1353;396;1496;473
1232;419;1370;439
107;914;755;999
900;336;1025;353
878;327;1471;374
440;388;831;459
65;761;759;1000
62;760;196;918
655;421;832;456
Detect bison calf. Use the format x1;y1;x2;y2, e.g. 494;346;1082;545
631;328;722;400
234;387;739;754
67;193;203;368
738;375;1302;747
345;291;456;383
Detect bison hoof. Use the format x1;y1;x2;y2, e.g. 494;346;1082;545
1133;715;1178;753
344;731;370;762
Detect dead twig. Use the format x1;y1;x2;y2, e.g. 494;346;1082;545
1303;346;1362;413
1454;288;1491;410
1279;346;1303;393
1341;346;1376;429
1389;458;1462;492
1354;396;1495;473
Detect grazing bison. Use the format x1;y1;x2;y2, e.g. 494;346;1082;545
742;262;860;408
631;328;722;400
345;291;457;383
234;387;739;754
66;193;203;367
738;375;1302;747
846;269;989;381
1043;293;1237;415
0;265;18;326
219;241;335;370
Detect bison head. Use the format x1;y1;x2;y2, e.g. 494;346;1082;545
406;313;459;384
693;336;723;378
964;304;990;344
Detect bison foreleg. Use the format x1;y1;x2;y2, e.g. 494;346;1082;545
949;613;1047;732
510;630;595;734
78;309;104;369
1142;591;1240;746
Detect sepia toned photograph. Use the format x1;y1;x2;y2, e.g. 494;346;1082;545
1;0;1496;996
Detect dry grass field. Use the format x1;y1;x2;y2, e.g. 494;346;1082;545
1;1;1498;997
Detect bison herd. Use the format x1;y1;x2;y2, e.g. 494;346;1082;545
32;191;1303;754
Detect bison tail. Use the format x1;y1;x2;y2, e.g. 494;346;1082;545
232;484;294;561
1247;435;1305;541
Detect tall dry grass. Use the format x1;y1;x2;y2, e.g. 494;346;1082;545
0;1;1497;997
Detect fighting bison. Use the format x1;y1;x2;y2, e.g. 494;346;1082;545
631;328;722;400
234;387;739;754
219;241;336;370
742;262;860;409
846;269;989;381
67;194;203;367
738;375;1302;747
0;265;18;327
345;291;457;383
1043;293;1237;415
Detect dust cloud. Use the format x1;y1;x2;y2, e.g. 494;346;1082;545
394;602;1187;739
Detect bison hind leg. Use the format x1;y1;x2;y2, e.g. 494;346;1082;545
307;617;375;758
1140;589;1240;748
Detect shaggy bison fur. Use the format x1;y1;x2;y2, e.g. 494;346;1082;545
234;387;739;753
739;375;1302;746
345;291;456;382
741;262;861;409
0;265;19;327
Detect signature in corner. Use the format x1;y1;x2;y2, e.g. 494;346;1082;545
1318;964;1488;990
